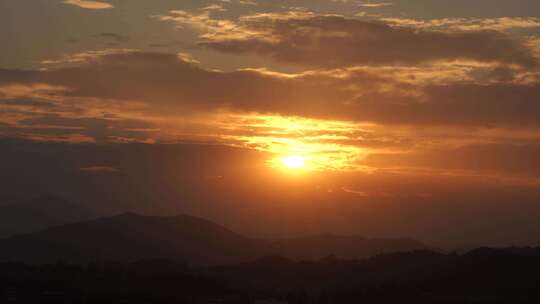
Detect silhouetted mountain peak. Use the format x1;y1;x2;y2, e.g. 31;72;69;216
0;213;432;265
81;213;245;240
0;196;95;239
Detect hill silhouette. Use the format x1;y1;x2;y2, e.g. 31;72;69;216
0;196;95;239
1;247;540;303
271;235;428;260
0;213;429;265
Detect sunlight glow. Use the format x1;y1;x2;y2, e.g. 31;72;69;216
213;113;376;171
281;155;305;169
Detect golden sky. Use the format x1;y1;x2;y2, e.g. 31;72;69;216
2;0;540;246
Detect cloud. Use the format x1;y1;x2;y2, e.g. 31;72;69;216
200;4;227;12
364;142;540;182
80;166;119;173
90;33;130;46
0;78;159;145
4;133;97;143
2;51;540;175
382;17;540;32
358;2;393;8
238;0;257;5
40;49;137;66
2;51;540;128
63;0;113;9
158;11;537;68
346;83;540;126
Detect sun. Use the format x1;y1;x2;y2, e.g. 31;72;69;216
281;155;305;169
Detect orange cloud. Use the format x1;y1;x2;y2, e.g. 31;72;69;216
1;51;540;181
62;0;113;9
157;11;537;68
382;17;540;32
2;51;540;128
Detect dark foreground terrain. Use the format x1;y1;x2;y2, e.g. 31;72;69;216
1;247;540;304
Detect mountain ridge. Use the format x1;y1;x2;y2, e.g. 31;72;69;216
0;212;430;265
0;196;95;239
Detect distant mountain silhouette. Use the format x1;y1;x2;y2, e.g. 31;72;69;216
271;235;429;260
0;213;430;265
0;196;95;239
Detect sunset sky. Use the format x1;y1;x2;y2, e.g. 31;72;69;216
2;0;540;248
